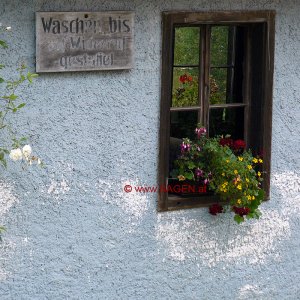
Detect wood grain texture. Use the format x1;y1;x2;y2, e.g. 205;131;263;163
36;11;134;72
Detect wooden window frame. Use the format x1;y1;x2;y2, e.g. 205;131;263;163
158;11;275;211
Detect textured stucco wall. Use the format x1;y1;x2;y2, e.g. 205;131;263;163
0;0;300;299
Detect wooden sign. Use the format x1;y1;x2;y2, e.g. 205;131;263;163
36;11;134;72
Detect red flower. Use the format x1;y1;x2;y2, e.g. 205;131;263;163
233;139;246;150
179;74;188;83
219;138;234;148
232;206;250;217
187;75;193;82
209;203;223;215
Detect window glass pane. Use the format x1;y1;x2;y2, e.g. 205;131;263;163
209;67;243;104
170;110;198;139
209;68;227;104
209;107;244;139
174;27;200;65
169;110;198;173
172;67;199;107
210;26;230;67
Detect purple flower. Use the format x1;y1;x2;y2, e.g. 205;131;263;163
195;127;207;138
197;146;201;152
181;142;191;153
204;178;210;185
195;168;204;177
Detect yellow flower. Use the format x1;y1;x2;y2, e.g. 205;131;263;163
247;165;252;170
226;159;230;163
238;157;243;161
237;199;242;205
259;159;263;163
178;175;186;181
257;171;261;177
247;195;252;200
246;178;250;183
237;184;242;190
252;196;255;200
252;158;258;163
234;170;238;175
223;189;227;193
233;176;241;185
222;172;225;176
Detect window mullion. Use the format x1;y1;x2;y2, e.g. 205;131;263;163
243;26;251;147
203;25;211;134
198;26;204;125
227;26;236;102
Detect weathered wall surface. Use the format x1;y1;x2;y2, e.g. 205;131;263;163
0;0;299;299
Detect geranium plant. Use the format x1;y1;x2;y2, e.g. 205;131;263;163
172;72;220;107
170;124;265;224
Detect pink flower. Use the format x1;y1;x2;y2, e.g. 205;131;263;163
195;127;207;138
204;178;210;185
180;142;190;153
195;168;203;177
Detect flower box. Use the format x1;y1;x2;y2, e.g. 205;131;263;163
167;178;213;197
170;125;265;223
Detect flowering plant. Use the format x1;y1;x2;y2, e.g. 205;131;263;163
172;73;198;107
170;125;265;223
172;73;220;107
0;24;40;238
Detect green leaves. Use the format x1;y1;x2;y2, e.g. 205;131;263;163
188;161;196;169
185;172;194;180
0;34;40;234
27;72;38;83
0;40;8;48
234;215;245;224
0;226;6;241
17;103;26;109
170;125;265;224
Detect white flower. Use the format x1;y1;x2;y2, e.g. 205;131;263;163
5;26;11;31
9;148;23;161
22;145;32;159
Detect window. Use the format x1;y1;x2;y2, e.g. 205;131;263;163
158;11;275;211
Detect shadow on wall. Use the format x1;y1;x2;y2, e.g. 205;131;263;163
155;170;300;264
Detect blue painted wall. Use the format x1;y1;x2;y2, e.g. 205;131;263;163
0;0;300;299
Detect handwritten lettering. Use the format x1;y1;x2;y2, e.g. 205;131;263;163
59;52;114;69
41;16;130;34
36;12;134;72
